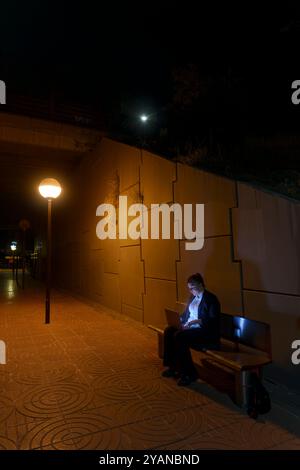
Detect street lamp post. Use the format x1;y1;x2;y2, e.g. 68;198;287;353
38;178;62;324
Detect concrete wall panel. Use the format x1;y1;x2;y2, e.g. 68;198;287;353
101;272;122;312
119;245;144;309
244;290;300;376
143;278;177;329
234;183;300;295
121;304;143;323
174;163;236;237
175;163;236;205
119;183;143;247
141;238;179;281
90;249;105;298
103;238;120;274
177;237;243;314
141;151;176;206
203;202;231;237
232;207;266;282
114;141;141;192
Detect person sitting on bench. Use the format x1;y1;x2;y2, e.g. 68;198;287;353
162;273;221;386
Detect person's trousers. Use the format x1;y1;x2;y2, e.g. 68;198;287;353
163;325;206;377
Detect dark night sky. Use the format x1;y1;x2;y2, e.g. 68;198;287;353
0;2;175;101
0;3;299;98
1;1;300;137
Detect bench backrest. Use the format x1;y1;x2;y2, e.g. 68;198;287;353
220;313;272;358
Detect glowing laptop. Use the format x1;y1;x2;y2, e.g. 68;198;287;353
165;308;182;329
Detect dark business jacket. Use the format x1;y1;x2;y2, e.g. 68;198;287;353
180;289;221;346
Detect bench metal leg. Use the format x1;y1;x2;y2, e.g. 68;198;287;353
234;370;251;408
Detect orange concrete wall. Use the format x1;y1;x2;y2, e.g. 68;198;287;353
54;137;300;385
233;183;300;382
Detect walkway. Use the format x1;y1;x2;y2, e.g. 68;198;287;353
0;271;300;450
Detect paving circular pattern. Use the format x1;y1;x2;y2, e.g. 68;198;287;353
117;416;182;448
19;413;113;449
92;374;137;401
63;413;113;438
19;417;75;449
0;436;17;450
18;383;93;418
0;395;14;422
92;371;164;401
77;355;108;375
161;407;213;440
14;366;76;386
73;427;131;450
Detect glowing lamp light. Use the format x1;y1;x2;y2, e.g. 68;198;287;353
10;244;16;251
39;178;62;199
140;114;148;122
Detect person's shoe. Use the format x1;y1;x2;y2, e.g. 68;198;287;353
161;368;177;378
177;374;198;386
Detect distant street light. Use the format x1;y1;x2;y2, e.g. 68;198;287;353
10;243;16;278
38;178;62;324
140;114;149;122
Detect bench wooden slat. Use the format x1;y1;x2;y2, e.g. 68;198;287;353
148;324;164;335
204;350;272;371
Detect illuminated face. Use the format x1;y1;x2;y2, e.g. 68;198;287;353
188;283;202;296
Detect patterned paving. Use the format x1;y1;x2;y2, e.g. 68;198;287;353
0;271;300;450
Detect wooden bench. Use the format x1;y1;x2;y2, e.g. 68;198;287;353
149;310;272;408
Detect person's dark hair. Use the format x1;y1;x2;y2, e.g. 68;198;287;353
187;273;205;288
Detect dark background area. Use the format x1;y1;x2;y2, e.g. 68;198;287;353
0;3;298;114
1;1;300;196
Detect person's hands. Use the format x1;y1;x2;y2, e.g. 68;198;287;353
183;319;202;329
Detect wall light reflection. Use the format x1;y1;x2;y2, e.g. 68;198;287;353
6;279;16;300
